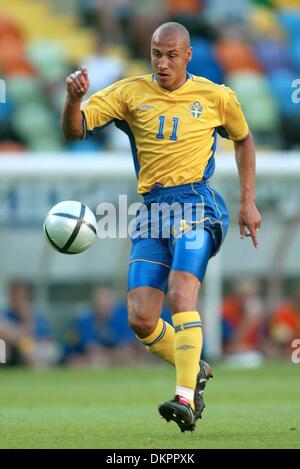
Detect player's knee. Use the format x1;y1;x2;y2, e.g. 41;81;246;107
127;304;157;338
128;316;157;338
168;286;197;314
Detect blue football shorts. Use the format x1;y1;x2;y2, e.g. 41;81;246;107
128;181;230;293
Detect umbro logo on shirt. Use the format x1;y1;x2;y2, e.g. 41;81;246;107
136;104;155;110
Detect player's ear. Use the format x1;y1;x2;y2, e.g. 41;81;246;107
187;47;192;63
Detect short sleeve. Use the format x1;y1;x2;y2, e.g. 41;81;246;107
80;81;128;138
218;86;249;142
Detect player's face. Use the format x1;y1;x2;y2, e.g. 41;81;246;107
151;35;192;91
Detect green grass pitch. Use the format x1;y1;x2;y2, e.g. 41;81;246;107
0;361;299;448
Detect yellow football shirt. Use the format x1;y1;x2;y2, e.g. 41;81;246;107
81;74;249;194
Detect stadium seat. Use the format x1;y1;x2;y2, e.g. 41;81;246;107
7;76;43;106
278;11;300;41
250;5;285;40
227;71;280;133
29;136;65;152
187;38;225;84
288;37;300;73
0;37;36;77
0;14;24;43
47;84;69;114
191;38;221;64
215;39;264;74
0;101;13;120
273;0;300;10
26;40;70;82
203;0;251;25
167;0;202;14
12;103;56;140
254;38;291;73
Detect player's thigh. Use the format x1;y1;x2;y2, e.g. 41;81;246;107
170;228;213;283
128;237;170;335
128;237;171;293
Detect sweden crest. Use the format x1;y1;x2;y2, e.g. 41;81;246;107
190;101;203;119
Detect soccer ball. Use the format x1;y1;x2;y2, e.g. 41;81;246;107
43;201;97;254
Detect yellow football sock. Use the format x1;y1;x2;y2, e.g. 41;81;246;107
172;311;202;408
140;318;175;365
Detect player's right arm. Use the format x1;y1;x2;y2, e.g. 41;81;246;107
62;69;128;141
62;66;90;140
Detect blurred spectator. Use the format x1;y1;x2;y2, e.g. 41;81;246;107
167;0;202;16
84;38;126;96
78;0;103;29
75;38;127;152
204;0;251;27
269;283;300;356
222;279;266;354
128;0;168;58
0;281;60;366
63;286;149;366
2;1;300;151
78;0;133;45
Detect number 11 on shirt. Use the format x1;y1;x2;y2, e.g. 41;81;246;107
156;116;179;141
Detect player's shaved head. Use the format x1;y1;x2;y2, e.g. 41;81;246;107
152;22;190;48
151;22;192;91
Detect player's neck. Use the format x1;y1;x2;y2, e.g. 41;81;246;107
159;74;189;92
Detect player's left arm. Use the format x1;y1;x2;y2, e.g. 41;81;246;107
234;133;262;248
220;87;262;248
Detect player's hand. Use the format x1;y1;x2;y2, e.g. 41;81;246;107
238;201;261;248
66;66;89;100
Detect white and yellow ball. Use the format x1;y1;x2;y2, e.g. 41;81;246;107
43;201;97;254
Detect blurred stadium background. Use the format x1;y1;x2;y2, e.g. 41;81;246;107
0;0;300;449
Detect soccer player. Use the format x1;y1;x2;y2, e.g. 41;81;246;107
62;22;261;432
